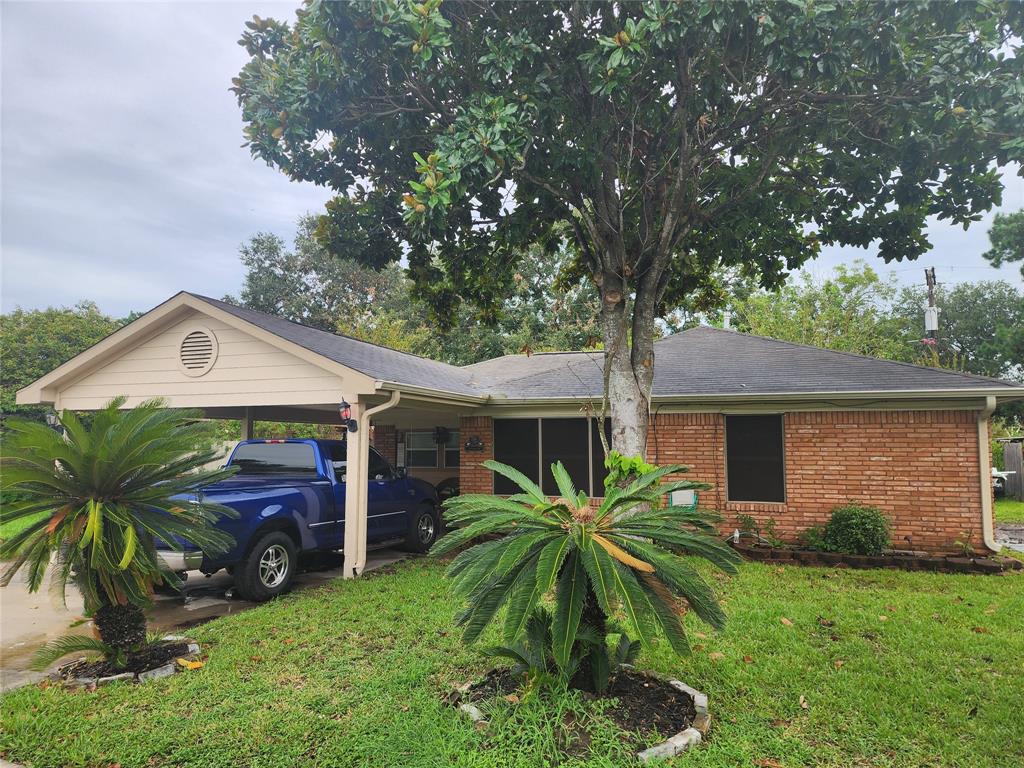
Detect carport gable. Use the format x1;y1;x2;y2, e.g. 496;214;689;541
16;292;381;411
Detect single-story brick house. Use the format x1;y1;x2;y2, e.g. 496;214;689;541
18;291;1024;570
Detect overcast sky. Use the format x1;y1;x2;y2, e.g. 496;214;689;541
2;1;1022;319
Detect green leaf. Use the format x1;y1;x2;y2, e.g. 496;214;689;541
502;556;542;641
483;460;545;503
551;552;586;669
534;536;571;595
549;461;578;501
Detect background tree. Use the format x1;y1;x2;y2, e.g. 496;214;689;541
230;217;600;364
983;209;1024;279
893;280;1024;379
235;1;1023;458
0;303;124;427
732;262;913;360
228;215;411;334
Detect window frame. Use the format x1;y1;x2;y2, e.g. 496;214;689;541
723;412;787;504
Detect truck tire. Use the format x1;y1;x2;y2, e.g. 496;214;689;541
403;504;439;553
235;531;297;602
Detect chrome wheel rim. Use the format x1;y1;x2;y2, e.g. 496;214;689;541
258;544;289;588
417;513;435;544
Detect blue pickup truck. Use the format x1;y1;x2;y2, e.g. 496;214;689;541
156;439;441;601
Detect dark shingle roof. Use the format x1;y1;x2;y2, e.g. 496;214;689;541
465;326;1022;399
194;295;1022;401
190;294;482;397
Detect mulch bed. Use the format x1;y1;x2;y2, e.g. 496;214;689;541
455;667;695;738
732;542;1023;574
58;640;191;680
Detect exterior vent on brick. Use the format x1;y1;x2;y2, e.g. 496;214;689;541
178;329;217;377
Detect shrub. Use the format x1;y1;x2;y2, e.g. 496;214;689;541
799;525;828;551
433;457;740;692
822;503;890;556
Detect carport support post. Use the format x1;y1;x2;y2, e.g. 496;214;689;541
241;407;254;440
342;390;402;579
343;399;365;579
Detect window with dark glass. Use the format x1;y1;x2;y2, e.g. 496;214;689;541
541;418;590;496
492;417;611;496
444;430;461;468
725;414;785;502
590;418;612;493
405;431;437;467
231;442;318;475
367;448;391;480
493;419;539;494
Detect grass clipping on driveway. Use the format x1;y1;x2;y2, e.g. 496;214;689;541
2;559;1022;768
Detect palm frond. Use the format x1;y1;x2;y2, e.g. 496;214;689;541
31;635;113;671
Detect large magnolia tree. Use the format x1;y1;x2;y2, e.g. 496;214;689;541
235;0;1023;457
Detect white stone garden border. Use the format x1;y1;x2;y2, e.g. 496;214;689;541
635;679;710;763
456;674;711;762
55;635;201;690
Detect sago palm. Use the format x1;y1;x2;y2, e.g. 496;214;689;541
0;398;238;666
432;459;741;691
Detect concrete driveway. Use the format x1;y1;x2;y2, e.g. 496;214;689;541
0;549;406;691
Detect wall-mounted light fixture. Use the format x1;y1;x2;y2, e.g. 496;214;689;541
464;435;484;452
339;400;358;433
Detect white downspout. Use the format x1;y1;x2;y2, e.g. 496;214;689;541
977;395;998;552
343;390;401;578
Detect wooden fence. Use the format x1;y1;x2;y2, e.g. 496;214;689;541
1005;442;1023;501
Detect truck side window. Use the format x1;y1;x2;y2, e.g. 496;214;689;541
367;448;390;481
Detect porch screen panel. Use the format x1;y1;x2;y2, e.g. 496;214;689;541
590;418;612;494
725;414;785;502
541;418;590;496
493;419;539;494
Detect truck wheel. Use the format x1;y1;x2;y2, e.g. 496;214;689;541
235;531;297;602
403;504;439;553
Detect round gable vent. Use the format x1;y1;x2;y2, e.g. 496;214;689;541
178;328;219;377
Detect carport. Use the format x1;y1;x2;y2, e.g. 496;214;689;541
16;291;485;577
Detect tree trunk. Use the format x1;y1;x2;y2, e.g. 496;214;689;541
600;280;655;461
94;603;147;658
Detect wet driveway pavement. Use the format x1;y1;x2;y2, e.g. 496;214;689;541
0;549;406;691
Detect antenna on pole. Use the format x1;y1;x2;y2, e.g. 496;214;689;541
923;267;939;340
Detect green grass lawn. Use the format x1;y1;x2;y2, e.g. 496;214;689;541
2;558;1022;768
994;497;1024;524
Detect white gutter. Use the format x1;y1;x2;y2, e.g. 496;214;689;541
343;389;402;578
485;387;1024;406
978;395;998;552
373;380;486;406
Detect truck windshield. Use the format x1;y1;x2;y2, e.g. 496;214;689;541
231;443;319;475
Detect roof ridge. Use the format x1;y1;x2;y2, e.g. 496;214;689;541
187;293;468;373
462;349;600;370
683;324;1021;387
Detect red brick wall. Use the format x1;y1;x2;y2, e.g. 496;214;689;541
459;416;495;495
372;424;397;465
459;410;986;554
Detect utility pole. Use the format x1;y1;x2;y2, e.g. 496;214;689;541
923;267;939;340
